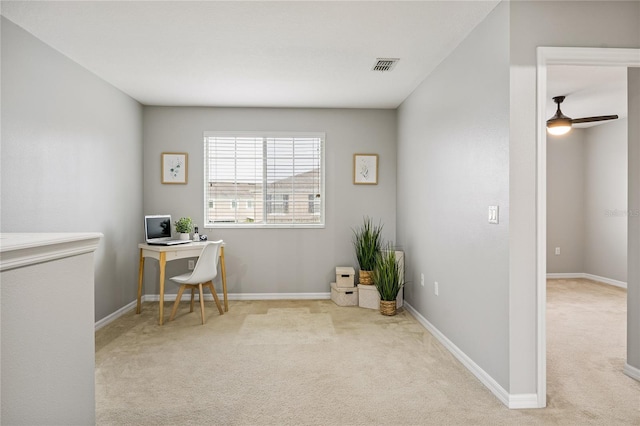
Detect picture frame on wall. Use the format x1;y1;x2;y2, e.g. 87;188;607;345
353;153;378;185
161;152;188;184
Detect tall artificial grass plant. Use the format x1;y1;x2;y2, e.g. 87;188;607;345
372;246;404;302
352;216;383;272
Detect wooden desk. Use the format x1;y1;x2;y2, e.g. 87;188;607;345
136;241;227;325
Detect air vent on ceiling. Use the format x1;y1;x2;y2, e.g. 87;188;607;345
372;58;399;72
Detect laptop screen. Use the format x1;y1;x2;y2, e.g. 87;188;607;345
145;215;172;240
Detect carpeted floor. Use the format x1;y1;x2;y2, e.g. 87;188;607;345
95;279;640;425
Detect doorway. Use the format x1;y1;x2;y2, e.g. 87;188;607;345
536;47;640;407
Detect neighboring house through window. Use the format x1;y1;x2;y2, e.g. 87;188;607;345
308;194;320;214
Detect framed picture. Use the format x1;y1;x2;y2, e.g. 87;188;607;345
353;154;378;185
161;152;188;184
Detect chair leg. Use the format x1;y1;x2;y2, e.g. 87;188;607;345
190;288;195;312
170;285;186;321
206;281;224;315
198;283;206;325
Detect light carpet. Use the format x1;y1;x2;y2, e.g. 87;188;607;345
95;280;639;425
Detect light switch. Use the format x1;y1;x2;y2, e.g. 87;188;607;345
488;206;499;224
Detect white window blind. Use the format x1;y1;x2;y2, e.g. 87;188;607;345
204;132;325;228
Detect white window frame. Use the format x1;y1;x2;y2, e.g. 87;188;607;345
203;131;326;229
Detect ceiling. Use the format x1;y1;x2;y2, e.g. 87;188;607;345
547;65;628;128
2;2;630;117
1;0;501;108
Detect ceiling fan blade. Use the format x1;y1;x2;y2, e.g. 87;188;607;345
571;115;619;124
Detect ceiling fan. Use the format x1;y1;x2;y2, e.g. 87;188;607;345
546;95;618;135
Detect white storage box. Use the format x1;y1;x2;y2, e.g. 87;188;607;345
335;266;355;288
357;250;404;310
357;285;403;310
330;282;358;306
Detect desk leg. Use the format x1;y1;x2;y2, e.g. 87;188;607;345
159;252;166;325
220;246;228;312
136;249;144;314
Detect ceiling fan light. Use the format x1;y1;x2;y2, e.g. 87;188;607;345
547;118;572;135
547;95;573;135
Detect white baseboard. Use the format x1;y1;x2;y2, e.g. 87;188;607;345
95;292;331;330
143;292;331;302
624;362;640;382
404;302;540;409
94;299;138;331
582;273;627;289
508;393;540;409
546;272;583;279
546;272;627;289
228;292;331;300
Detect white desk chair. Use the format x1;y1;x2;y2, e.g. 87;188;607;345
169;241;224;324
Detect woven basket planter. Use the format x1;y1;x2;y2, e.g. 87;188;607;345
359;270;373;285
379;300;397;316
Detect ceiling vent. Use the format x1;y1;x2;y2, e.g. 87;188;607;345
371;58;399;72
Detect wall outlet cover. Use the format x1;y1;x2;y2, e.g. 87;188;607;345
488;206;499;224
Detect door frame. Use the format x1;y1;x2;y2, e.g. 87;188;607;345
536;47;640;408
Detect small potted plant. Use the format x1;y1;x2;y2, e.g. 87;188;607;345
372;245;404;316
352;216;383;285
174;217;193;240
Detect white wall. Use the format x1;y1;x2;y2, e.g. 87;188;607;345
1;235;100;425
397;2;510;391
509;0;640;394
585;119;628;282
0;17;144;321
142;107;396;295
546;129;586;273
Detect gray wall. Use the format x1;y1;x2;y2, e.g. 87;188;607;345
142;107;396;296
585;119;628;282
397;2;510;390
508;0;640;394
546;120;628;282
628;68;640;374
0;17;144;322
546;130;586;273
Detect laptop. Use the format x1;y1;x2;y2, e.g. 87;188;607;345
144;215;191;246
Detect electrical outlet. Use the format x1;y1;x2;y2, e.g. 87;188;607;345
488;206;499;224
555;247;561;255
434;281;439;296
421;273;425;287
188;260;195;270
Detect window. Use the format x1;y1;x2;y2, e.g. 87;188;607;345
204;132;325;228
308;194;320;214
266;194;289;214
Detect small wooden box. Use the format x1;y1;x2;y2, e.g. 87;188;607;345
335;266;355;288
330;282;358;306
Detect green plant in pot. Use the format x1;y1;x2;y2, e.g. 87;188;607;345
175;217;193;240
352;216;383;285
372;246;404;316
